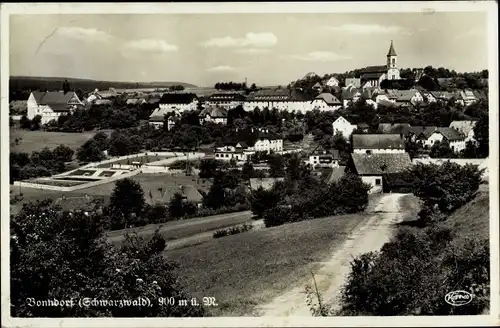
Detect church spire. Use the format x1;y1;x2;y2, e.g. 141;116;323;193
387;40;397;57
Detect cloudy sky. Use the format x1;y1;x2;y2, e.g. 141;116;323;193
10;12;488;87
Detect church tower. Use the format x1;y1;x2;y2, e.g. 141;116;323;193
386;40;400;80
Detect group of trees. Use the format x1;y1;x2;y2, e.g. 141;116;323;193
329;161;488;316
19;115;42;131
10;145;74;183
10;199;205;317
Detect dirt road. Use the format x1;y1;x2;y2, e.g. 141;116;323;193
254;193;406;317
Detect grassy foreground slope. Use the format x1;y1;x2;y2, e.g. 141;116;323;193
165;212;372;316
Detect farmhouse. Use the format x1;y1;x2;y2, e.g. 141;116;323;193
346;152;412;193
352;134;406;154
332;116;358;138
311;93;342;111
158;92;199;113
425;127;466;153
243;88;313;113
204;93;246;110
27;91;84;125
305;144;340;168
199;106;228;125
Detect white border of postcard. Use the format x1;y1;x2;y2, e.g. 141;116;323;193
1;2;499;327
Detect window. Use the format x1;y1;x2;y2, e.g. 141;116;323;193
375;179;381;186
392;58;395;65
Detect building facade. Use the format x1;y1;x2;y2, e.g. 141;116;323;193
27;91;84;125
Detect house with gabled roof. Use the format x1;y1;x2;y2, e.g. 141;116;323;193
311;93;342;111
312;82;323;93
346;152;412;193
199;106;228;125
305;144;340;168
455;89;477;107
425;127;467;153
394;89;424;106
430;91;455;103
325;76;340;87
158;92;199;113
352;134;406;154
332;116;358;138
27;91;84;124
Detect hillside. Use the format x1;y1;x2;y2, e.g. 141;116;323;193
9;76;198;95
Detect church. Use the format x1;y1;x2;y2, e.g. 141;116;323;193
360;41;400;88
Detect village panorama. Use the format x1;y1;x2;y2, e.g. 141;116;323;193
6;9;493;323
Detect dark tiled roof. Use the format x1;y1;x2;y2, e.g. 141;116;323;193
433;127;466;141
326;166;346;183
362;72;386;80
395;90;420;102
199;106;228;118
314;92;341;105
181;185;203;203
352;134;405;150
149;116;166;122
32;91;77;105
362;65;387;74
351;153;412;175
309;144;340;159
159;92;198;104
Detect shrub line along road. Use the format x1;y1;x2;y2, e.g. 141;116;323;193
251;193;407;317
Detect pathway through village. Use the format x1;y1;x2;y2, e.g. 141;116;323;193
252;193;406;317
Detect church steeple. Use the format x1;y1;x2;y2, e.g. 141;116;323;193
387;40;397;57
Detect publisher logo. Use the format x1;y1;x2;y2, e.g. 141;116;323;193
445;290;473;306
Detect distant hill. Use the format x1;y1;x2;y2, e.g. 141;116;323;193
10;76;198;93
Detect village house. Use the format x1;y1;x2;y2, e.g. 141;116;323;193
311;93;342;111
158;92;199;114
27;90;85;125
199;106;228;125
394;89;424;107
204;92;246;110
325;76;340;87
305;144;340;169
214;128;284;162
455;89;477;107
148;110;180;130
425;127;467;153
346;152;412;193
312;82;323;93
449;120;477;143
332;116;358;138
243;88;313;113
411;126;438;145
429;91;455;103
352;134;406;154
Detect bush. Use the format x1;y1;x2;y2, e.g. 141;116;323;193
335;225;489;316
213;223;253;239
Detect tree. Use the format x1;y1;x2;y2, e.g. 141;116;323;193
168;193;186;219
267;154;286;178
52;145;74;162
474;113;489;157
10;200;205;317
461;141;479;158
199;158;219;179
250;187;280;217
108;132;140;156
77;140;105;162
31;115;42;130
109;178;146;229
241;162;255;181
20;115;31;129
429;140;455;158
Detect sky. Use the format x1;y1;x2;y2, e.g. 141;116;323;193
9;12;488;87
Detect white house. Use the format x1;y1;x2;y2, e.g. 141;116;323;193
243;88;313;114
214;128;283;162
352;134;406;154
394;89;424;106
305;145;340;169
204;93;246;110
27;91;84;125
449;120;477;143
425;127;467;153
158;92;199;114
346;152;412;194
325;76;340;87
199;106;228;125
332;116;358;138
311;93;342;111
455;90;477;107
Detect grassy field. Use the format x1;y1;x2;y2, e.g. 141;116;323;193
165;212;371;316
106;211;253;245
9;128;99;153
